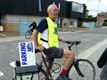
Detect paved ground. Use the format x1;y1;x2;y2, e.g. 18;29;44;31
0;27;107;80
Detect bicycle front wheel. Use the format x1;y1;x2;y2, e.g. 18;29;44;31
70;59;96;80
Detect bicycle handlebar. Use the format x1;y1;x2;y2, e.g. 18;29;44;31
59;39;81;45
59;39;81;50
35;40;81;53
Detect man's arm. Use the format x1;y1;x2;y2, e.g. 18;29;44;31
32;19;47;50
32;29;44;51
32;29;39;48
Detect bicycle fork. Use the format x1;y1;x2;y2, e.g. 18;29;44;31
67;60;84;78
73;60;84;77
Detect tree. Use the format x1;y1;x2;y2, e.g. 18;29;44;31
83;15;97;22
82;4;97;22
83;4;89;17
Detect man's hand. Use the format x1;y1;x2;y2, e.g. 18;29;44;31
59;38;71;44
36;45;44;51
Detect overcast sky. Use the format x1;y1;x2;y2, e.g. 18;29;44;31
66;0;107;17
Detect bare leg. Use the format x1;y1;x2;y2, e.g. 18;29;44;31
61;49;75;75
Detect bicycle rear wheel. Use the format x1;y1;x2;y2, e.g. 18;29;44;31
25;31;32;39
38;69;49;80
70;59;96;80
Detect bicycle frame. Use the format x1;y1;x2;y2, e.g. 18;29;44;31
38;52;54;79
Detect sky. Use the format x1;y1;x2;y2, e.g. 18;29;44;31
66;0;107;17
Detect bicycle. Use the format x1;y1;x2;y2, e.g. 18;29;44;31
13;40;96;80
58;40;96;80
43;40;96;80
25;21;37;39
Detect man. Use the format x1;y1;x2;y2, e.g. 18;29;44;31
32;3;75;80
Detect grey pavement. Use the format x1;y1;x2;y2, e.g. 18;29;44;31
0;27;107;80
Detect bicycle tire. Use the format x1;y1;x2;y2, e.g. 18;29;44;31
25;31;32;39
69;59;96;80
51;63;61;74
38;69;49;80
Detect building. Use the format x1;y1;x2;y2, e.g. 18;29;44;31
0;0;84;35
98;12;107;26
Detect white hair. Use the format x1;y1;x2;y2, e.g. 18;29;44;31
47;2;56;13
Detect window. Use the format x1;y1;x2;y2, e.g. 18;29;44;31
64;23;66;26
70;21;74;25
72;2;83;13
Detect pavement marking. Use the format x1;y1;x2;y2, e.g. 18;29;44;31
79;38;107;59
0;71;4;77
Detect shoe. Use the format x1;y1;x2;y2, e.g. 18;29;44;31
56;75;72;80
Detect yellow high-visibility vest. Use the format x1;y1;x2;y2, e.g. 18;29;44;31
38;33;42;44
38;17;58;47
46;17;58;47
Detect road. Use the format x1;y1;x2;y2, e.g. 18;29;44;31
0;27;107;80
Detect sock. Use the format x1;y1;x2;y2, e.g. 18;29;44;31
61;68;68;76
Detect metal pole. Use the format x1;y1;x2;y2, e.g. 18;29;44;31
39;0;42;12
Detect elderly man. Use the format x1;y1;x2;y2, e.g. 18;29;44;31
32;3;75;80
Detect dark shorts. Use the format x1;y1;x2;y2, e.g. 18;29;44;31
43;47;64;58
